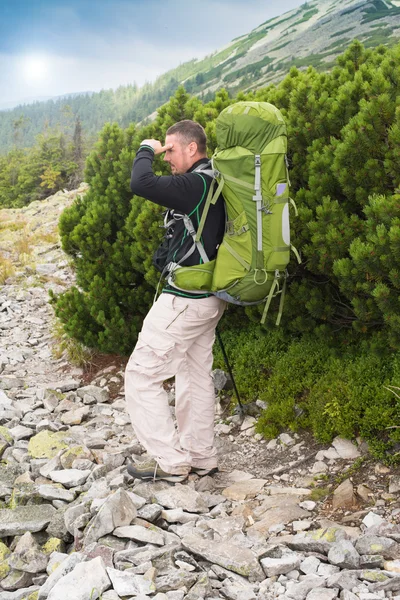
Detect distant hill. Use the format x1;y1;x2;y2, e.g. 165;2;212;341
0;0;399;153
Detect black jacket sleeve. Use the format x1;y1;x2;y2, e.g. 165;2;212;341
130;146;207;213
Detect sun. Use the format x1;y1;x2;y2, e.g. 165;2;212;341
22;56;49;83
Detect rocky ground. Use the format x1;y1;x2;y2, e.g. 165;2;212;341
0;188;400;600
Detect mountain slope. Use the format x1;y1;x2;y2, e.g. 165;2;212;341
181;0;400;95
0;0;399;153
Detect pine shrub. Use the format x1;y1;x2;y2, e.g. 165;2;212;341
50;41;400;456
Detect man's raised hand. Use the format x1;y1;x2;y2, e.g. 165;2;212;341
141;139;173;155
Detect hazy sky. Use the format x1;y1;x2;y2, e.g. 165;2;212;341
0;0;304;109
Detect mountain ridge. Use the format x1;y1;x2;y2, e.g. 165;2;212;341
0;0;399;152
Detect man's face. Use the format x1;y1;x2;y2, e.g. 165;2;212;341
164;134;196;175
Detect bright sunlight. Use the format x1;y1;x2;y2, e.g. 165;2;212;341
21;55;50;83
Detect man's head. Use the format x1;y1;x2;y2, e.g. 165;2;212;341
164;120;207;175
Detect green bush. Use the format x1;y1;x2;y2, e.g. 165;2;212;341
213;322;288;400
50;41;400;458
214;319;400;462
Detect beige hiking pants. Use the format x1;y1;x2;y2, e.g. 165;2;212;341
124;293;226;474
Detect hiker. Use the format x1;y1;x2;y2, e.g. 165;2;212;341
125;120;226;482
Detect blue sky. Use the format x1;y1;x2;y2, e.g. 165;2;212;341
0;0;304;108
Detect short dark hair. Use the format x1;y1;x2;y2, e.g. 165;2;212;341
166;120;207;154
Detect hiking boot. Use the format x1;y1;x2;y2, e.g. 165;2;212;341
127;458;188;483
190;466;219;477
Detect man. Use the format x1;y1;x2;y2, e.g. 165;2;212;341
125;120;226;482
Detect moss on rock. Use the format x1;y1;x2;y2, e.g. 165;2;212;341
0;541;10;562
0;559;10;581
0;427;13;445
9;484;43;509
60;445;91;468
28;431;68;459
0;427;12;459
42;538;64;555
308;527;343;543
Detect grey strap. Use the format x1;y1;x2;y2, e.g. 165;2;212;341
183;215;209;264
193;162;216;180
253;155;263;253
285;155;291;188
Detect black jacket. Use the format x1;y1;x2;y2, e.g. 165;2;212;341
131;146;225;295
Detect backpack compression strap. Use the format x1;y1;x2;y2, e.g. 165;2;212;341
182;214;210;264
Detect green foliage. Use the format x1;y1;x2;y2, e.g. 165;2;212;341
291;7;319;27
361;0;400;25
253;333;400;462
0;123;86;208
331;28;355;38
51;42;400;455
213;323;288;400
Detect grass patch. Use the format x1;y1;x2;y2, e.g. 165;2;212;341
33;228;59;245
362;28;395;47
291;7;319;27
0;219;26;232
324;38;352;52
14;228;34;263
0;254;14;283
361;0;400;24
333;457;367;486
224;55;274;83
309;487;330;501
51;318;95;368
331;27;354;37
271;40;292;52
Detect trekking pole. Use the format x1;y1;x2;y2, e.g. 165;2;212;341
216;329;245;416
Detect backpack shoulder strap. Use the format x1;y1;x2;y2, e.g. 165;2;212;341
192;160;216;180
193;159;224;243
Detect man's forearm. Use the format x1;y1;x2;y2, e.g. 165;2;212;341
130;147;205;213
130;146;160;201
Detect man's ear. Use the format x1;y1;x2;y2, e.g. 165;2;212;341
188;141;198;156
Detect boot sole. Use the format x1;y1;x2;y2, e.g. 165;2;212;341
190;467;219;477
127;464;188;483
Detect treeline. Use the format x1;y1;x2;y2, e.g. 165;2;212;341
0;118;85;207
0;77;182;154
50;40;400;459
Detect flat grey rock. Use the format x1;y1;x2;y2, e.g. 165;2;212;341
152;484;208;513
46;556;111;600
8;531;49;574
182;534;264;581
49;468;91;488
355;534;400;559
38;552;84;599
0;586;40;600
77;385;109;403
106;567;155;597
113;524;164;546
83;489;137;546
0;504;56;536
328;540;360;569
38;485;75;502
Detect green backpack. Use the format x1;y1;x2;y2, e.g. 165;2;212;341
166;101;300;324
